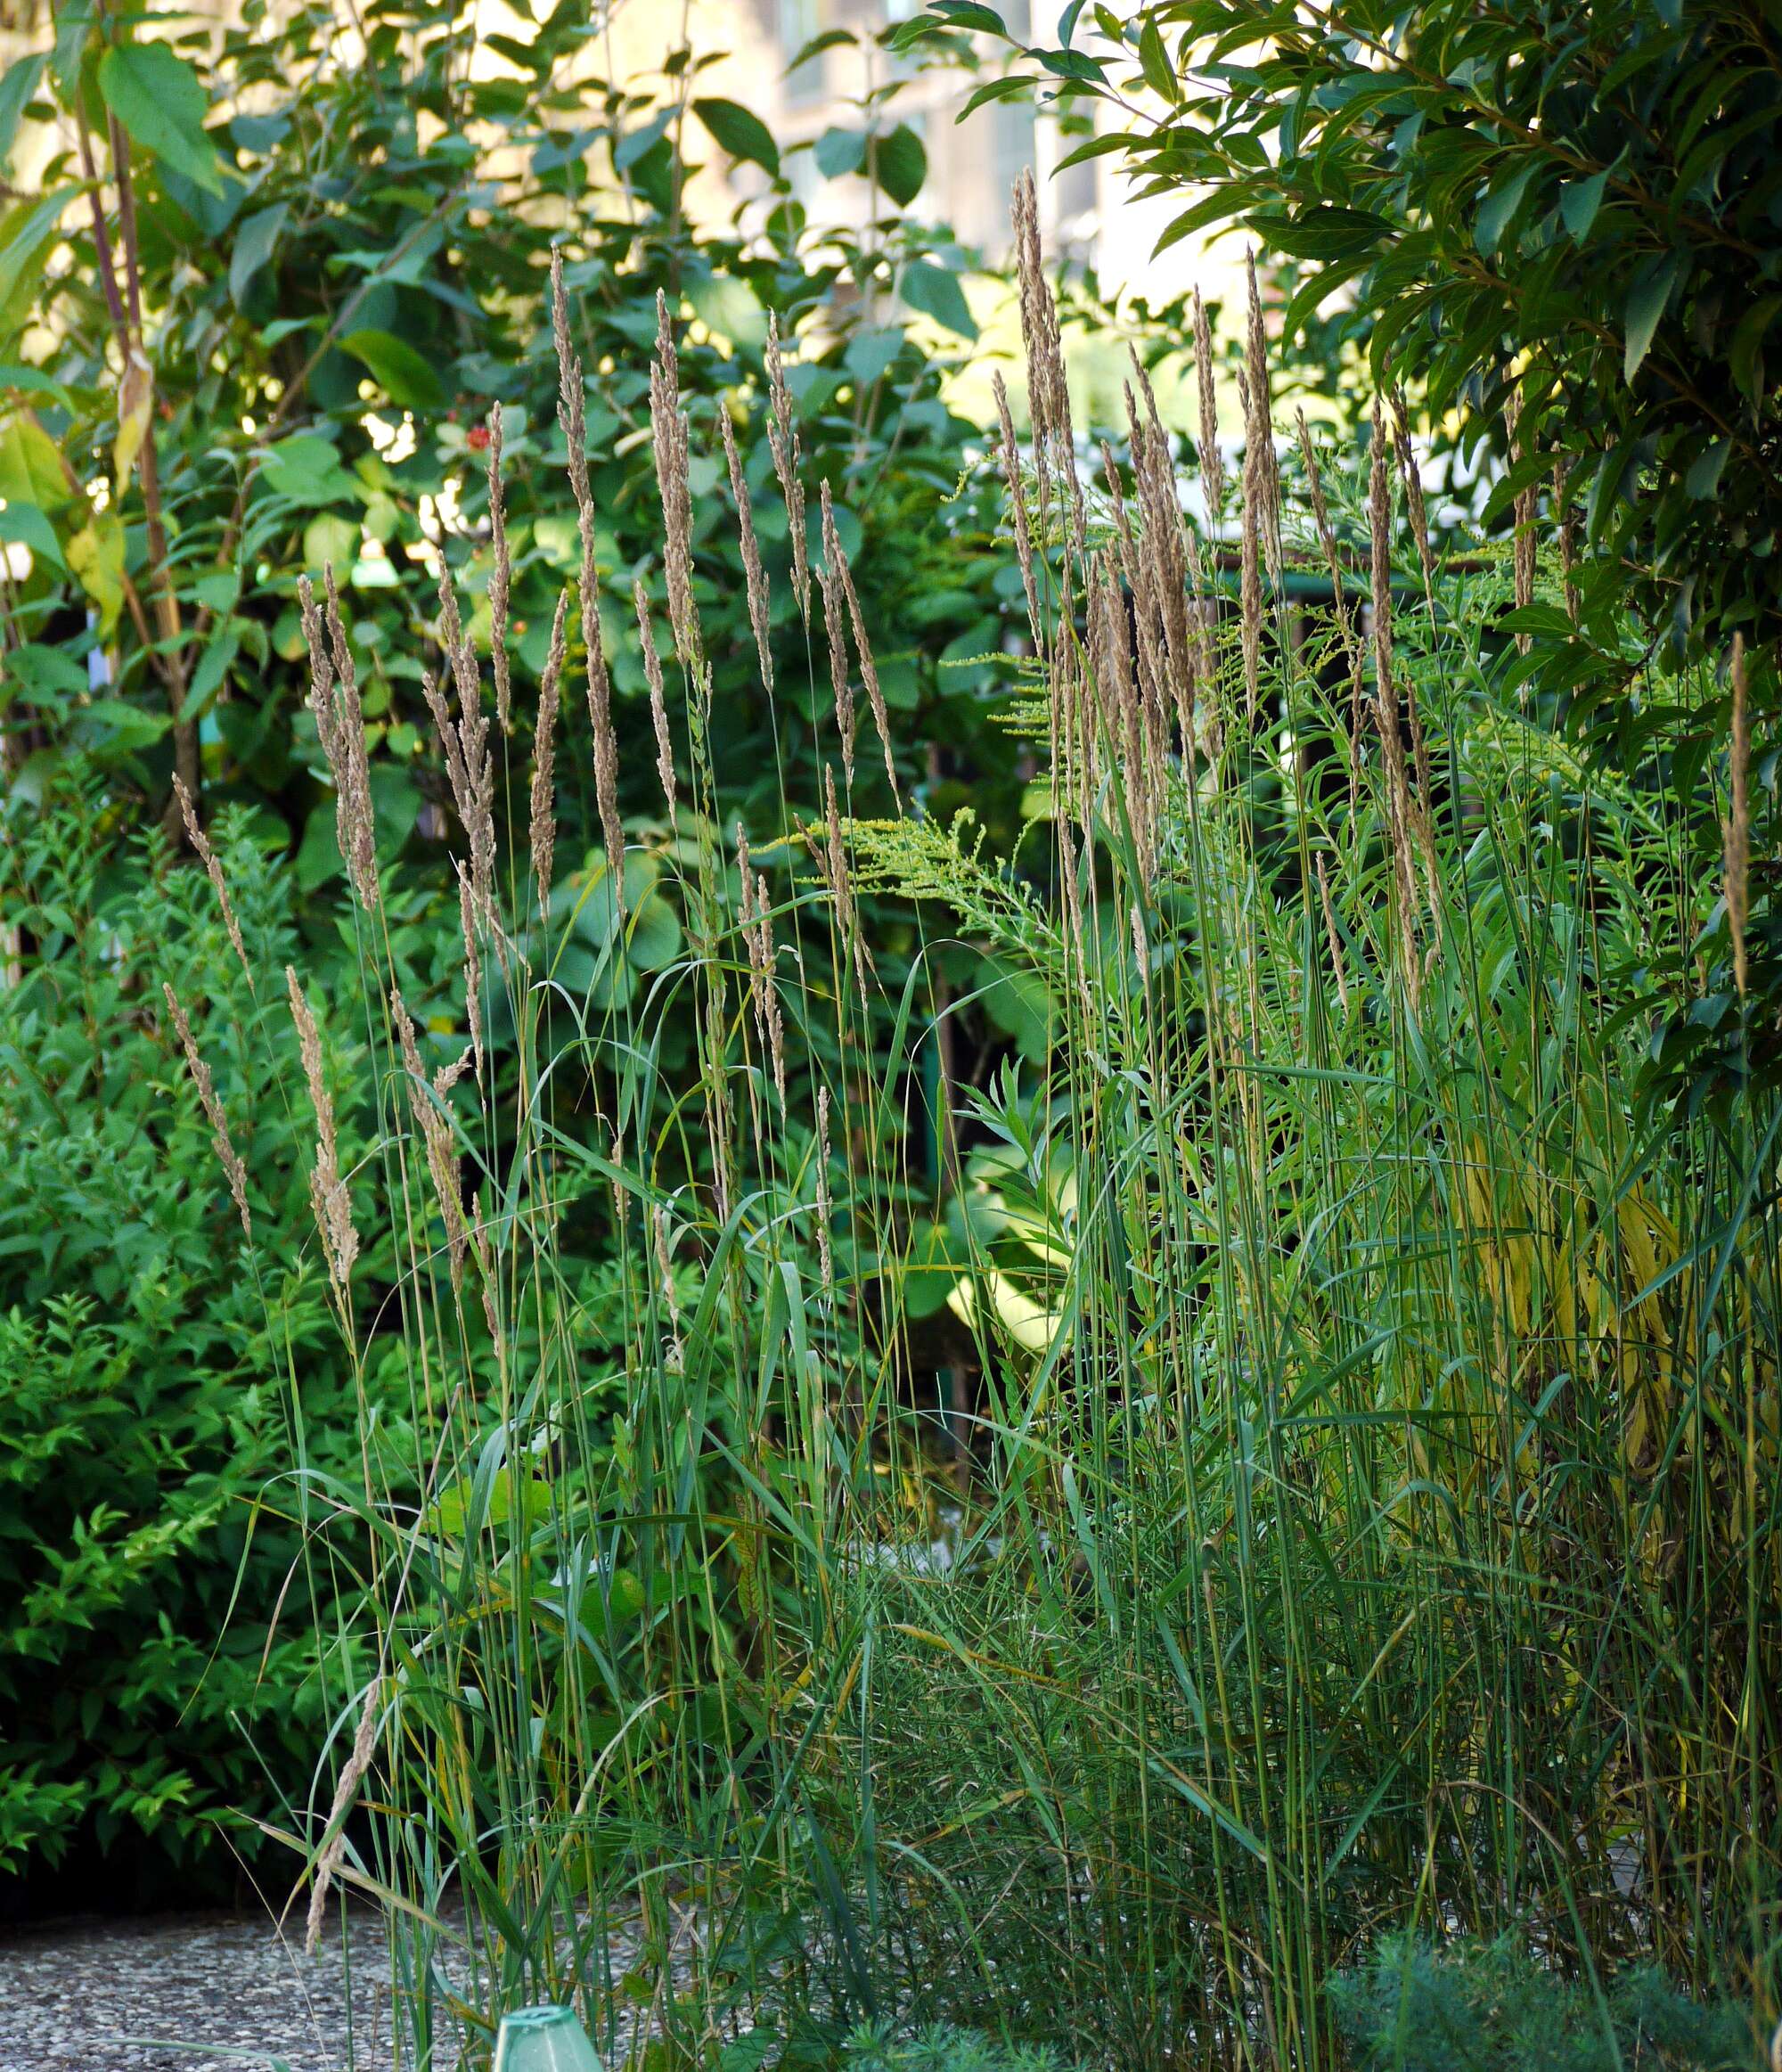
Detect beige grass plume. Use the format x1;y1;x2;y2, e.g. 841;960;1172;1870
430;562;497;929
163;983;251;1240
528;592;569;908
635;578;677;820
1191;286;1225;525
1296;411;1366;811
551;250;625;900
993;371;1042;650
818;483;857;789
1010;170;1086;561
391;986;472;1290
821;479;898;801
171;774;249;982
720;405;775;698
304;1677;380;1956
486;405;513;735
650;289;701;673
285;967;356;1298
765;314;810;619
299;572;379;913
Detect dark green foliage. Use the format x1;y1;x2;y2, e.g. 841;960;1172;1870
1;0;1021;884
896;0;1782;1105
0;0;1032;1888
906;0;1781;721
840;2024;1077;2071
1328;1940;1757;2072
0;775;378;1884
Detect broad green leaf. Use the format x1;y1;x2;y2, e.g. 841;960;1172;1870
0;187;78;330
303;511;359;575
260;433;359;505
229;202;288;307
846;328;903;385
98;44;223;198
1623;251;1681;382
0;413;69;510
899;259;977;340
0;54;46;170
76;697;169;754
871;123;927;208
930;1;1007;31
813;127;866;179
1474;160;1538;258
691;97;780;176
1559;169;1608;242
338;329;447;412
1728;294;1780;405
786;27;857;70
52;0;93;93
614;108;673;172
177;627;239;722
1137;16;1177;103
1684;440;1729;499
0;500;63;571
66;514;123;630
4;641;87;707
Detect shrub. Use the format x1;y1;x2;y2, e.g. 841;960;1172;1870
841;2025;1079;2071
1328;1939;1757;2072
0;774;380;1891
0;0;1022;884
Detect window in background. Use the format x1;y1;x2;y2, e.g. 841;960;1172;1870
781;0;826;102
991;96;1036;202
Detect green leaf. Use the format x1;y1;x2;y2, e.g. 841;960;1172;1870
1254;206;1392;261
691;97;780;176
1728;294;1781;406
0;186;78;328
338;329;447;412
52;0;93;94
614;108;673;172
4;641;87;707
0;500;64;571
97;44;223;198
229;202;288;307
871;123;927;208
931;1;1008;31
1136;16;1177;103
900;259;977;340
1559;169;1608;242
1474;160;1538;258
178;628;239;723
1684;440;1729;500
1623;251;1682;383
0;413;70;510
813;127;866;179
260;433;359;505
66;514;123;631
0;54;46;171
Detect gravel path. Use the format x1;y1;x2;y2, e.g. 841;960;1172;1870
0;1911;394;2072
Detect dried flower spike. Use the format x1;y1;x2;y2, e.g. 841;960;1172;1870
529;592;569;908
163;983;251;1240
286;966;356;1297
1726;635;1752;1000
172;774;250;982
305;1678;380;1956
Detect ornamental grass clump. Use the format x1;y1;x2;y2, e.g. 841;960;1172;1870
165;196;1778;2069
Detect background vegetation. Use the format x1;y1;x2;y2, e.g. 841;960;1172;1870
1;2;1778;2069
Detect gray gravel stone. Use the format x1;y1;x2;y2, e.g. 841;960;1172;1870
0;1911;394;2072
